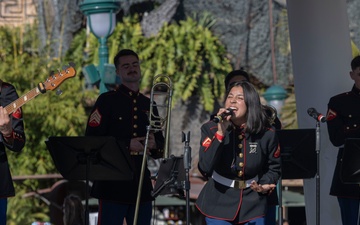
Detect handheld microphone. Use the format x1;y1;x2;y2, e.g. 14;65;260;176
307;107;326;123
213;108;234;123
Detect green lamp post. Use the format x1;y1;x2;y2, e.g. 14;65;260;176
263;84;288;116
80;0;121;94
263;84;287;223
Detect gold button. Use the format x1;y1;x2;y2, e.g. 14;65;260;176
237;171;243;177
239;162;244;167
134;107;138;111
134;115;138;119
238;135;243;140
133;133;137;136
134;124;138;128
238;143;243;148
133;99;137;103
129;92;133;96
239;153;243;158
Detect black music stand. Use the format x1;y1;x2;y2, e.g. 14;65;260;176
277;129;317;179
276;129;316;225
152;155;186;198
340;138;360;184
45;136;134;225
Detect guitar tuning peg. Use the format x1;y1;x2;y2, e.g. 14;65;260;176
62;65;68;71
50;71;55;76
56;88;63;96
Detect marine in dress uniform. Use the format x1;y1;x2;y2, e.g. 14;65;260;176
86;83;164;201
223;69;281;225
86;49;165;225
0;80;26;225
196;81;281;224
327;84;360;225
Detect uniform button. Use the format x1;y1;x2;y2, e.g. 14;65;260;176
133;133;137;136
346;127;350;130
354;124;357;127
239;162;244;167
119;117;122;120
238;143;243;148
238;135;243;140
133;99;137;103
134;107;138;111
134;124;138;128
129;92;133;96
134;115;138;119
239;153;243;158
237;171;243;177
349;114;352;118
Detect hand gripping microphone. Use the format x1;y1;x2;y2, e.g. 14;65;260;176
307;107;326;123
213;108;234;123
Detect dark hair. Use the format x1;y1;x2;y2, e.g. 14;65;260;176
63;194;85;225
224;68;250;88
113;49;139;69
226;81;270;134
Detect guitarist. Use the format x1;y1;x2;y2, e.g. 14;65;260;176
0;80;25;225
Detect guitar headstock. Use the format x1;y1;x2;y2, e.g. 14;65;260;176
42;63;76;92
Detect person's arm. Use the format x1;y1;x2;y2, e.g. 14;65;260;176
326;96;354;147
0;83;25;152
197;122;225;177
258;130;281;185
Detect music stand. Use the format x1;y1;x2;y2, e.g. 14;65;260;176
152;155;186;198
276;129;316;225
45;136;134;225
276;129;317;179
340;138;360;184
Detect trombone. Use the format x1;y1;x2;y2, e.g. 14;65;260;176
133;74;173;225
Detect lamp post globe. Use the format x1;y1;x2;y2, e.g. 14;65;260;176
79;0;121;94
263;85;288;115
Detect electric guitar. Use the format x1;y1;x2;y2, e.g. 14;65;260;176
4;63;76;115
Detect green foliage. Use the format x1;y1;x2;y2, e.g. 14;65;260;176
140;17;232;112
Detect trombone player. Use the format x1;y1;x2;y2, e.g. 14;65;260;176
85;49;164;225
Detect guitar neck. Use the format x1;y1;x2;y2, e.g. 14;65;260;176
5;87;41;115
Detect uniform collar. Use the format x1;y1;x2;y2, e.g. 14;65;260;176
119;84;140;98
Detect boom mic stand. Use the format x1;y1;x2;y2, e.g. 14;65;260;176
182;131;192;225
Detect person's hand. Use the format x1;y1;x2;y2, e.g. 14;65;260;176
250;180;276;195
129;136;155;155
0;107;12;137
216;108;232;135
146;132;157;150
129;137;146;154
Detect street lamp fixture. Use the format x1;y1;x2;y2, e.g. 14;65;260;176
263;84;288;116
80;0;121;94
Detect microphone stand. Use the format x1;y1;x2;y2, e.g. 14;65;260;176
182;131;191;225
307;107;324;225
315;120;321;225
